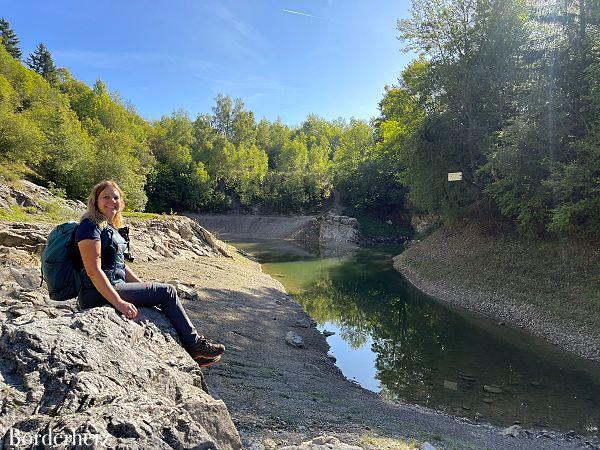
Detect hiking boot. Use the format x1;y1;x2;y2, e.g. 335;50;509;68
189;336;225;359
194;354;222;368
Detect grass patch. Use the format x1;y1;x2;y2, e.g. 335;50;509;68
0;161;34;182
39;199;81;222
123;211;163;221
0;200;80;224
360;435;418;450
0;205;36;222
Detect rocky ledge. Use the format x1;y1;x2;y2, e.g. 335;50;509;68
0;179;86;213
1;307;241;449
0;217;243;449
318;213;360;256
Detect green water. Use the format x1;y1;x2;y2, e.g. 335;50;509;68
233;239;600;436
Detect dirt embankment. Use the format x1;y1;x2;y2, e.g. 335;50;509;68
393;221;600;362
187;214;319;241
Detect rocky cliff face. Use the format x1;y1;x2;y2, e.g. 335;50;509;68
0;217;242;449
318;213;360;256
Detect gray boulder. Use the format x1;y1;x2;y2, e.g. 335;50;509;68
0;307;242;449
280;435;363;449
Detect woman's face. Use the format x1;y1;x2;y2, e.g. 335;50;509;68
97;185;123;222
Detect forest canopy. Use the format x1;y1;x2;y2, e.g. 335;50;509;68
0;0;598;237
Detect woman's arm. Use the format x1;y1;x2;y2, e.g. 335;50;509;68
78;239;138;319
125;265;142;283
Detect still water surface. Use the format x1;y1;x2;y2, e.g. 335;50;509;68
233;239;600;435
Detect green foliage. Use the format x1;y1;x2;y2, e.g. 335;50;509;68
0;18;21;60
545;133;600;234
0;8;596;234
0;100;45;163
146;111;211;212
276;137;308;171
0;44;150;208
26;43;58;85
34;107;96;200
227;142;268;205
389;0;600;236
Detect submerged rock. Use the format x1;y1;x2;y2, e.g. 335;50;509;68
443;380;458;391
483;385;503;394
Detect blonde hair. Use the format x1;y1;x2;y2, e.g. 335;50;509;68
82;180;125;228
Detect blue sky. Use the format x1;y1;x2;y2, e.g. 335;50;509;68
2;0;414;126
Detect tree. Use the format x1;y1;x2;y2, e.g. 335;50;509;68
0;18;21;59
276;137;308;172
230;98;257;146
228;142;268;206
264;119;291;168
479;0;600;234
0;103;45;163
26;43;58;85
211;93;233;139
396;0;531;219
92;130;147;210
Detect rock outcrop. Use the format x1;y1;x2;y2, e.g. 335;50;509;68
127;217;234;262
318;213;360;256
0;216;242;449
0;216;233;261
1;308;241;449
0;180;86;213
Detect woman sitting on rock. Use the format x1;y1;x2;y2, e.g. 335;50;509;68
76;180;224;367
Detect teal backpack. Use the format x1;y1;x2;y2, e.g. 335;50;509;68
41;221;83;301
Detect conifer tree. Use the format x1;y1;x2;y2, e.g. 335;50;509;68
0;18;22;59
26;43;59;85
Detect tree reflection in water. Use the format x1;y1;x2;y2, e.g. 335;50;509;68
291;247;600;433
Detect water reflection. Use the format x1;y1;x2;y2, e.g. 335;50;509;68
233;240;600;435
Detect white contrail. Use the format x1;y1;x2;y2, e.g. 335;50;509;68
282;9;323;19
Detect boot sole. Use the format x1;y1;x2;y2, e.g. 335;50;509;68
194;354;222;367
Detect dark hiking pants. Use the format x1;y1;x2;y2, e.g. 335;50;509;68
78;282;200;351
